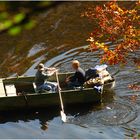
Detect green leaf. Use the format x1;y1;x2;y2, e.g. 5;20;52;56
24;20;36;30
8;26;21;35
13;13;25;23
4;20;13;28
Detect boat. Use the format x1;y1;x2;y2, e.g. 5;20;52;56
0;72;115;111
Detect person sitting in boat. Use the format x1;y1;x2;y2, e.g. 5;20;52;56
35;63;58;93
66;60;85;89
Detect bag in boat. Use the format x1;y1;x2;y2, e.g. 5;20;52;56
85;68;99;81
85;64;108;81
84;64;111;87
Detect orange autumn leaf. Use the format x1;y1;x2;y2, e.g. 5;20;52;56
83;1;140;66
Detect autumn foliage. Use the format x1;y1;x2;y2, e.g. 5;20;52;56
82;1;140;66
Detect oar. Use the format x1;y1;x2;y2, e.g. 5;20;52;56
55;71;67;122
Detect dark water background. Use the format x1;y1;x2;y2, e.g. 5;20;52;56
0;2;140;139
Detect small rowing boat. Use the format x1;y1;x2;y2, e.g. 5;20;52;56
0;72;115;111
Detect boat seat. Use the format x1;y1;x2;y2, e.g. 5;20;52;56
0;79;6;97
5;84;17;97
15;82;35;93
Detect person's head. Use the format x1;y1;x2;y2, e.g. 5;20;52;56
72;60;80;70
38;63;45;71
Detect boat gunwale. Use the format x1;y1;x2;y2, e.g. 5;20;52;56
1;72;115;98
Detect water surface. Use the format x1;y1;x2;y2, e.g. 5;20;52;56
0;2;139;139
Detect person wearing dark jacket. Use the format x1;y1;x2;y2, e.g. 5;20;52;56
35;63;58;92
66;60;85;88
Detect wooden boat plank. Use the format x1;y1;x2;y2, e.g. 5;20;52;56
0;87;101;111
0;95;27;111
0;79;6;97
5;84;17;97
20;89;101;108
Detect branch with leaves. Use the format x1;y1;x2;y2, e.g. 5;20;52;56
0;1;57;35
82;1;140;66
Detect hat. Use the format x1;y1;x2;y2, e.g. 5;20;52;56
38;63;45;71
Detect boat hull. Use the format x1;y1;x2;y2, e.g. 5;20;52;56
0;88;101;111
0;72;115;111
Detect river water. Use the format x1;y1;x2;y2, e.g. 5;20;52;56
0;2;140;139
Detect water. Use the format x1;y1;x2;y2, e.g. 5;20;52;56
0;1;140;139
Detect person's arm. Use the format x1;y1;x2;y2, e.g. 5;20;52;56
44;67;57;77
45;67;56;71
69;72;77;82
41;71;49;78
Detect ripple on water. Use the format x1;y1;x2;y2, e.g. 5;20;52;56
43;45;101;73
67;100;137;127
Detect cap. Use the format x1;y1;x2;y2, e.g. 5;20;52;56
38;63;45;71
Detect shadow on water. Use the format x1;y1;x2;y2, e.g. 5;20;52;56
0;103;101;123
0;107;59;124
